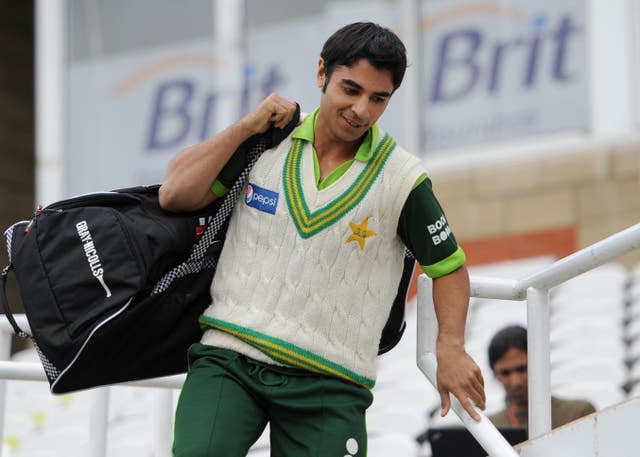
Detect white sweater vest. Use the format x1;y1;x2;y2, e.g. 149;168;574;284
200;130;424;388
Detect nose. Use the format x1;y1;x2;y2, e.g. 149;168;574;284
351;96;369;120
507;371;526;388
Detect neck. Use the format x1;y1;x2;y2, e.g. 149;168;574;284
313;137;360;162
313;115;363;161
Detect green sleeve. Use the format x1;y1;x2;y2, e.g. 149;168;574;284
397;177;465;278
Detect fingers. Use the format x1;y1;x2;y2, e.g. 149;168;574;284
442;387;482;421
270;109;292;129
471;371;486;410
461;367;486;410
458;394;482;422
439;388;451;417
436;349;486;421
442;387;482;422
437;366;486;421
242;94;296;135
458;372;486;413
264;93;296;129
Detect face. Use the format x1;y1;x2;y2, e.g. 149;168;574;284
315;58;394;146
493;347;528;409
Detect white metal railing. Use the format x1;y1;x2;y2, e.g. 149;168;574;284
0;315;183;457
417;222;640;456
0;223;638;457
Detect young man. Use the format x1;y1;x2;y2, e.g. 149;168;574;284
488;325;595;428
160;22;485;457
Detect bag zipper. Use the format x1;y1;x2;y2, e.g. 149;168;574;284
43;192;139;212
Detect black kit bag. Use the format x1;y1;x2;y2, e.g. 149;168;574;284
0;108;300;394
0;104;412;393
1;187;221;393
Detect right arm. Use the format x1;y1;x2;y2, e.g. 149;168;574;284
158;94;297;212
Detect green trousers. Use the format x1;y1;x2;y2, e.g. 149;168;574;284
172;344;373;457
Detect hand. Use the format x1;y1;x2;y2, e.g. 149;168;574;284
436;342;486;421
240;93;297;135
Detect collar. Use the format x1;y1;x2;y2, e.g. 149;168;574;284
291;108;380;162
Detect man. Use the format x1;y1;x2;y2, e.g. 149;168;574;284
160;22;485;457
488;325;595;428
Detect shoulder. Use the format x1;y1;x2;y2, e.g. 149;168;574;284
384;134;422;167
375;130;424;184
552;397;596;417
553;397;595;409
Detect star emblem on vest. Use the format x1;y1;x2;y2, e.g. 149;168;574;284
346;217;377;250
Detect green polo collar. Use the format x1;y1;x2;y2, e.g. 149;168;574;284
291;108;380;162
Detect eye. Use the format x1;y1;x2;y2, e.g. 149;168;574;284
371;95;387;104
343;86;359;96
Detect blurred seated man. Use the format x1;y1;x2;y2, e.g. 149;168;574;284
488;325;595;428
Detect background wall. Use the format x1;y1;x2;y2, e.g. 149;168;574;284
431;143;640;268
0;1;35;329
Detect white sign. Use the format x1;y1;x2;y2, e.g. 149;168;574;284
421;0;588;150
66;1;588;195
67;18;348;195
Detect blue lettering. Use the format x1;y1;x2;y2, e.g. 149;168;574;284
146;79;194;150
552;15;580;81
488;41;509;93
261;66;287;99
145;64;286;153
199;93;217;141
429;13;580;103
431;29;482;103
239;65;254;118
523;35;542;87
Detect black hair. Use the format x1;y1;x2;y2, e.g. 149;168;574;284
320;22;407;92
488;325;527;370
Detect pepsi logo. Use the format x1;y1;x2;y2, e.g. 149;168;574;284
244;182;279;214
245;184;254;204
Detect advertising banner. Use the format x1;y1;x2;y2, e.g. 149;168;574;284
421;0;588;149
66;0;587;195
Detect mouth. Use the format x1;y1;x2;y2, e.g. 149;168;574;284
341;114;365;129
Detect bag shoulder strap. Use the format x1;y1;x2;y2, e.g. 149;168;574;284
2;221;31;339
151;105;301;295
1;266;30;339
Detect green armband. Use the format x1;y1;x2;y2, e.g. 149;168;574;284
421;246;466;278
211;180;229;198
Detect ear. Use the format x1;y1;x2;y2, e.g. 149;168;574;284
316;58;326;89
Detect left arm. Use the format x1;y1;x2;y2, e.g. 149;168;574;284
432;264;485;420
397;176;485;420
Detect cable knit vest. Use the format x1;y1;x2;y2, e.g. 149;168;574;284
200;129;424;388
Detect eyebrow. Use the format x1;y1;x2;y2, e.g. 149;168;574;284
340;78;392;98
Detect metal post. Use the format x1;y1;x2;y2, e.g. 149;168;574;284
36;0;67;205
152;389;174;457
526;287;552;438
401;0;423;156
88;388;109;457
214;0;245;130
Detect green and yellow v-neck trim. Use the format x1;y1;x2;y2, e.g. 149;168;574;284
283;132;396;239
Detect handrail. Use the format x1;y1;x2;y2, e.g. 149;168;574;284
471;223;640;301
417;277;520;457
0;314;180;457
417;222;640;456
0;361;185;388
0;224;637;457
